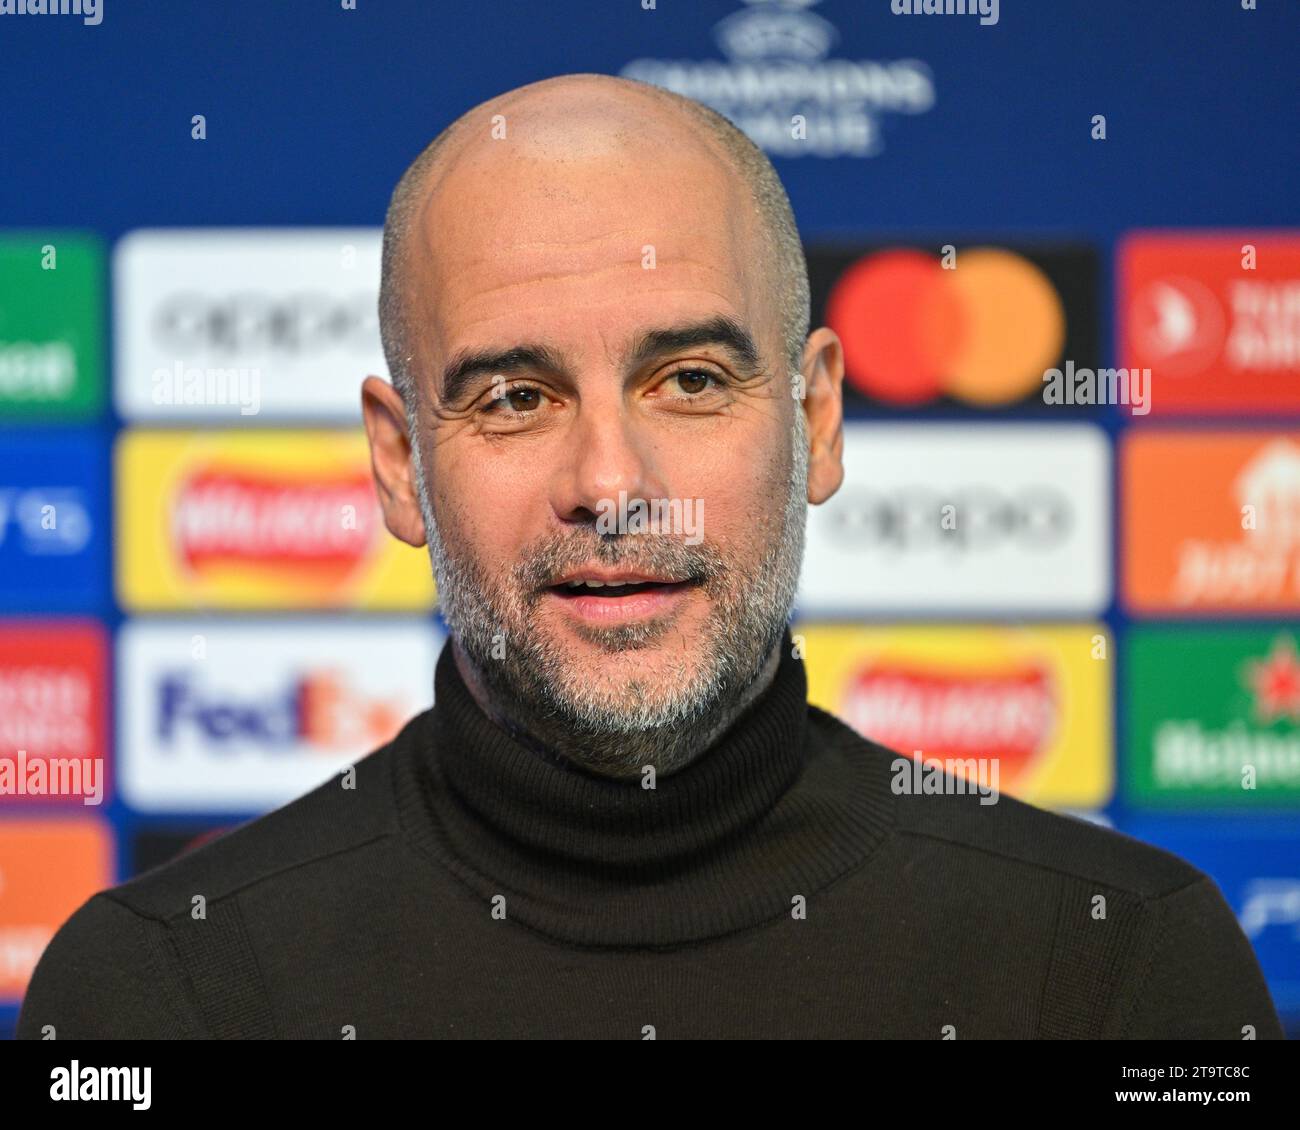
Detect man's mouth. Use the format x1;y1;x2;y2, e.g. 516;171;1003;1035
543;571;703;623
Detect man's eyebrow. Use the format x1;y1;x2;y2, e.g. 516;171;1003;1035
625;315;763;376
438;344;569;406
436;315;764;406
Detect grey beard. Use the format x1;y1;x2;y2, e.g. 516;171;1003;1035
409;402;809;778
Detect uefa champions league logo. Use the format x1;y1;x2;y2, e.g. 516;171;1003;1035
622;0;935;158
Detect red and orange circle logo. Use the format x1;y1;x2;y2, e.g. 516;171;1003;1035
826;247;1066;406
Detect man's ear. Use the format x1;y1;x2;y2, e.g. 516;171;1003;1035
361;375;427;547
800;327;845;505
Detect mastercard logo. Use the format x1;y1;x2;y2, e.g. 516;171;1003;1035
826;248;1067;406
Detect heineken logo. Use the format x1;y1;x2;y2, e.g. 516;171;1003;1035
1242;633;1300;723
1128;628;1300;803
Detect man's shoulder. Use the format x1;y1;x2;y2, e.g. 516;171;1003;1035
811;705;1285;1037
808;704;1204;900
107;711;423;921
16;715;424;1038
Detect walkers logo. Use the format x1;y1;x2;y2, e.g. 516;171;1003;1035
1126;628;1300;806
0;622;109;808
0;820;112;1002
620;0;936;159
799;423;1110;614
118;620;440;811
0;234;103;418
1122;431;1300;614
808;243;1098;409
0;430;108;609
1118;231;1300;413
173;467;377;582
793;623;1112;807
116;430;435;610
114;229;383;421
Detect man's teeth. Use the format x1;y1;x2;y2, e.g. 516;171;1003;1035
563;580;651;590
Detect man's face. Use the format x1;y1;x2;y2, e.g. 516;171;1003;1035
375;115;815;771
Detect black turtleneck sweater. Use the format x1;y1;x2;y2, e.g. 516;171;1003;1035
17;633;1285;1039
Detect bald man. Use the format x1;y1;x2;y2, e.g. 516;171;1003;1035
19;75;1284;1040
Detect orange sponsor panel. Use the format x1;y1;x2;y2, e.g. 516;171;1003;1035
0;819;113;1002
1122;430;1300;614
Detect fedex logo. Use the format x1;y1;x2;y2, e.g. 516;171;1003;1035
157;673;304;745
154;670;404;751
119;620;439;812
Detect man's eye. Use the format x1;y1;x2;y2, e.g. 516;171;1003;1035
483;385;542;414
667;369;722;395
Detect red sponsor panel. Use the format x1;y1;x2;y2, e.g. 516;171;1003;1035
0;621;110;808
1119;231;1300;413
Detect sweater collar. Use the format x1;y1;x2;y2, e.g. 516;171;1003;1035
396;628;893;947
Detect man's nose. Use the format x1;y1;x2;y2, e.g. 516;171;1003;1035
552;403;667;525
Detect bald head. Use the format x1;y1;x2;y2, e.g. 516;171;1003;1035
377;73;810;408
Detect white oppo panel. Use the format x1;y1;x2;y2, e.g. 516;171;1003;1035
797;423;1111;614
114;228;384;421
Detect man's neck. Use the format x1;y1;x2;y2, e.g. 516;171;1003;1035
450;635;785;781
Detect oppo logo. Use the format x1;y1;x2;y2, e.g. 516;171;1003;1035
824;486;1072;550
153;291;377;354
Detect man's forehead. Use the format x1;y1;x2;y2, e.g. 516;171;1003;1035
420;136;751;258
415;159;764;360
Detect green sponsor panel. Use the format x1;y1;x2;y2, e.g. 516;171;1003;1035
1126;626;1300;807
0;232;104;417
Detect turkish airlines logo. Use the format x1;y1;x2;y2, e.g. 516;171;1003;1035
1130;276;1225;376
1119;232;1300;411
172;468;379;580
